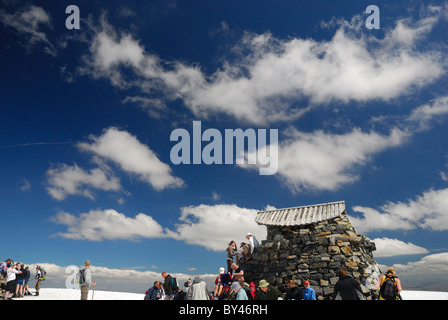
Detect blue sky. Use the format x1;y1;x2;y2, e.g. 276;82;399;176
1;0;448;292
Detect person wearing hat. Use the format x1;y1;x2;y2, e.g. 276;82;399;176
246;233;259;254
248;282;256;300
239;242;251;261
231;280;248;300
34;265;42;296
302;280;316;300
185;275;210;300
255;279;283;300
213;267;226;299
80;260;96;300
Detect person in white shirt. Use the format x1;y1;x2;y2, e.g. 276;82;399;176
4;263;20;300
246;233;259;254
80;260;96;300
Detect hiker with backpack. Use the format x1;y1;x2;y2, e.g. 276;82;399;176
161;271;178;300
333;269;365;300
79;260;96;300
377;267;402;300
34;265;45;296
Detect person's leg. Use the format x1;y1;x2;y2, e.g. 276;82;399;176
80;286;89;300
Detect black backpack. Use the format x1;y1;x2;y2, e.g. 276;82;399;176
171;277;179;291
79;268;86;285
380;276;398;300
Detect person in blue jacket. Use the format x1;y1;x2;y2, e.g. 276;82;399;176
302;280;316;300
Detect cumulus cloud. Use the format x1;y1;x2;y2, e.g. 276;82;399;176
46;163;121;201
166;204;267;251
50;209;167;241
372;238;429;258
25;262;216;293
393;252;448;276
25;251;448;293
77;127;184;190
78;6;446;124
243;126;408;192
350;188;448;233
0;5;56;55
50;203;267;251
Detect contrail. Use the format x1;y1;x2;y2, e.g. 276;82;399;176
0;141;73;149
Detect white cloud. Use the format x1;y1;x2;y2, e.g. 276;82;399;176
77;127;184;190
0;5;56;55
122;96;168;119
393;252;448;276
165;204;267;251
20;179;31;192
244;127;408;192
351;188;448;233
24;262;216;293
46;163;121;201
407;95;448;131
372;237;429;258
50;209;167;241
50;203;267;252
79;7;445;124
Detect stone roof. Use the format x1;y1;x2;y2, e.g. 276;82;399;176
256;201;346;226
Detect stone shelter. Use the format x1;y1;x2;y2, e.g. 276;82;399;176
239;201;381;300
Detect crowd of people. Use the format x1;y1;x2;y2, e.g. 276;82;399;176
1;232;404;301
144;232;404;301
0;258;45;300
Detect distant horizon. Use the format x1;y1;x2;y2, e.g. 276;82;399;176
1;0;448;295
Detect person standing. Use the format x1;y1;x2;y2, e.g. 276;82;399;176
185;275;210;300
226;241;237;274
24;266;32;296
4;262;19;300
144;281;163;300
333;269;365;300
79;260;96;300
246;233;259;254
161;271;176;299
15;263;25;298
377;267;403;300
34;265;43;296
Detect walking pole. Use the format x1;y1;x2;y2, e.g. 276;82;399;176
92;285;95;300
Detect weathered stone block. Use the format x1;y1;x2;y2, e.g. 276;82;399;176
328;246;340;254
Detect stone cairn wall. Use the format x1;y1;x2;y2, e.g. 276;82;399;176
239;212;381;300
